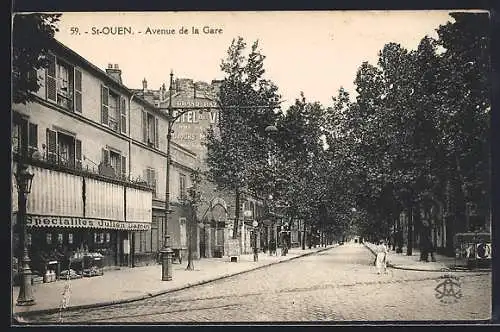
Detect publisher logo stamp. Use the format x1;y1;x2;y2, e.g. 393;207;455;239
435;274;463;304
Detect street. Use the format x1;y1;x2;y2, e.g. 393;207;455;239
28;243;491;323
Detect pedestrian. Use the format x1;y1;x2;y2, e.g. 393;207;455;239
428;235;436;262
375;239;388;274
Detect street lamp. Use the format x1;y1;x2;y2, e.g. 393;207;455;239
15;163;35;306
159;70;211;280
159;70;177;281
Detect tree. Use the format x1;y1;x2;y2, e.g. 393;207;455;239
205;37;281;240
12;13;61;104
185;169;202;271
338;12;490;256
273;94;329;249
434;12;490;236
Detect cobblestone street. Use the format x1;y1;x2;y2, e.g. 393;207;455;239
29;244;491;323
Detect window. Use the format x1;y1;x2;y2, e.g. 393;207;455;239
145;168;157;197
12;115;38;157
179;173;186;200
58;133;75;167
108;92;119;132
46;128;82;169
142;110;159;148
109;150;122;175
101;147;126;179
46;54;82;112
101;86;127;134
134;232;151;253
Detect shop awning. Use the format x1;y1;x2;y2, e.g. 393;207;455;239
26;214;151;231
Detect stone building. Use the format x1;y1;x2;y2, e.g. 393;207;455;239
11;39;198;276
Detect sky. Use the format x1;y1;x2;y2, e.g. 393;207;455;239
52;11;456;109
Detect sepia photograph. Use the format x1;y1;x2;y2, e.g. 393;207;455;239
11;10;492;324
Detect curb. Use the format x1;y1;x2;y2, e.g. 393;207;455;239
13;246;334;321
362;243;491;273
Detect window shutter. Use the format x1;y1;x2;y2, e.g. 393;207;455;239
101;86;109;125
155;117;159;148
46;129;57;162
46;54;57;102
75;139;82;169
102;148;109;165
120;98;127;134
28;123;38;155
116;96;121;132
68;67;75;110
121;155;127;180
151;169;156;196
142;110;147;142
74;68;82;113
115;154;121;176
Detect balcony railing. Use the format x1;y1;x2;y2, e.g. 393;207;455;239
13;149;151;191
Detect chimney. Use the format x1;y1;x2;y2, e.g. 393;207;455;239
142;78;148;93
211;79;223;96
160;83;166;101
105;63;122;84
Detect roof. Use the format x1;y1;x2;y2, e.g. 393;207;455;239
50;38;154;110
49;38;197;158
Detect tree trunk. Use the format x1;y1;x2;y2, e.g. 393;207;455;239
454;153;469;233
232;188;240;239
302;218;306;250
186;204;195;271
406;206;413;256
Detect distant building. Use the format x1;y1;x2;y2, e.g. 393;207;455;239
132;78;272;258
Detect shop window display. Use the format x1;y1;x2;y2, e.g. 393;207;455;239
26;230;121;283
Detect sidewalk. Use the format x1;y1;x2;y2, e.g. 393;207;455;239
363;242;480;272
12;245;334;320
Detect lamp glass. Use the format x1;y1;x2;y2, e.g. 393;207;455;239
16;169;34;193
26;172;34;194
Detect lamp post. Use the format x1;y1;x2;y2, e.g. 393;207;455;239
159;70;178;281
15;163;35;306
159;70;211;280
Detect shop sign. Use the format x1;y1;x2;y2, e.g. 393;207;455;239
26;214;151;231
171;98;218;109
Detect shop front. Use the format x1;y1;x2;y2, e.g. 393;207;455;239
23;216;151;278
12;161;152;283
